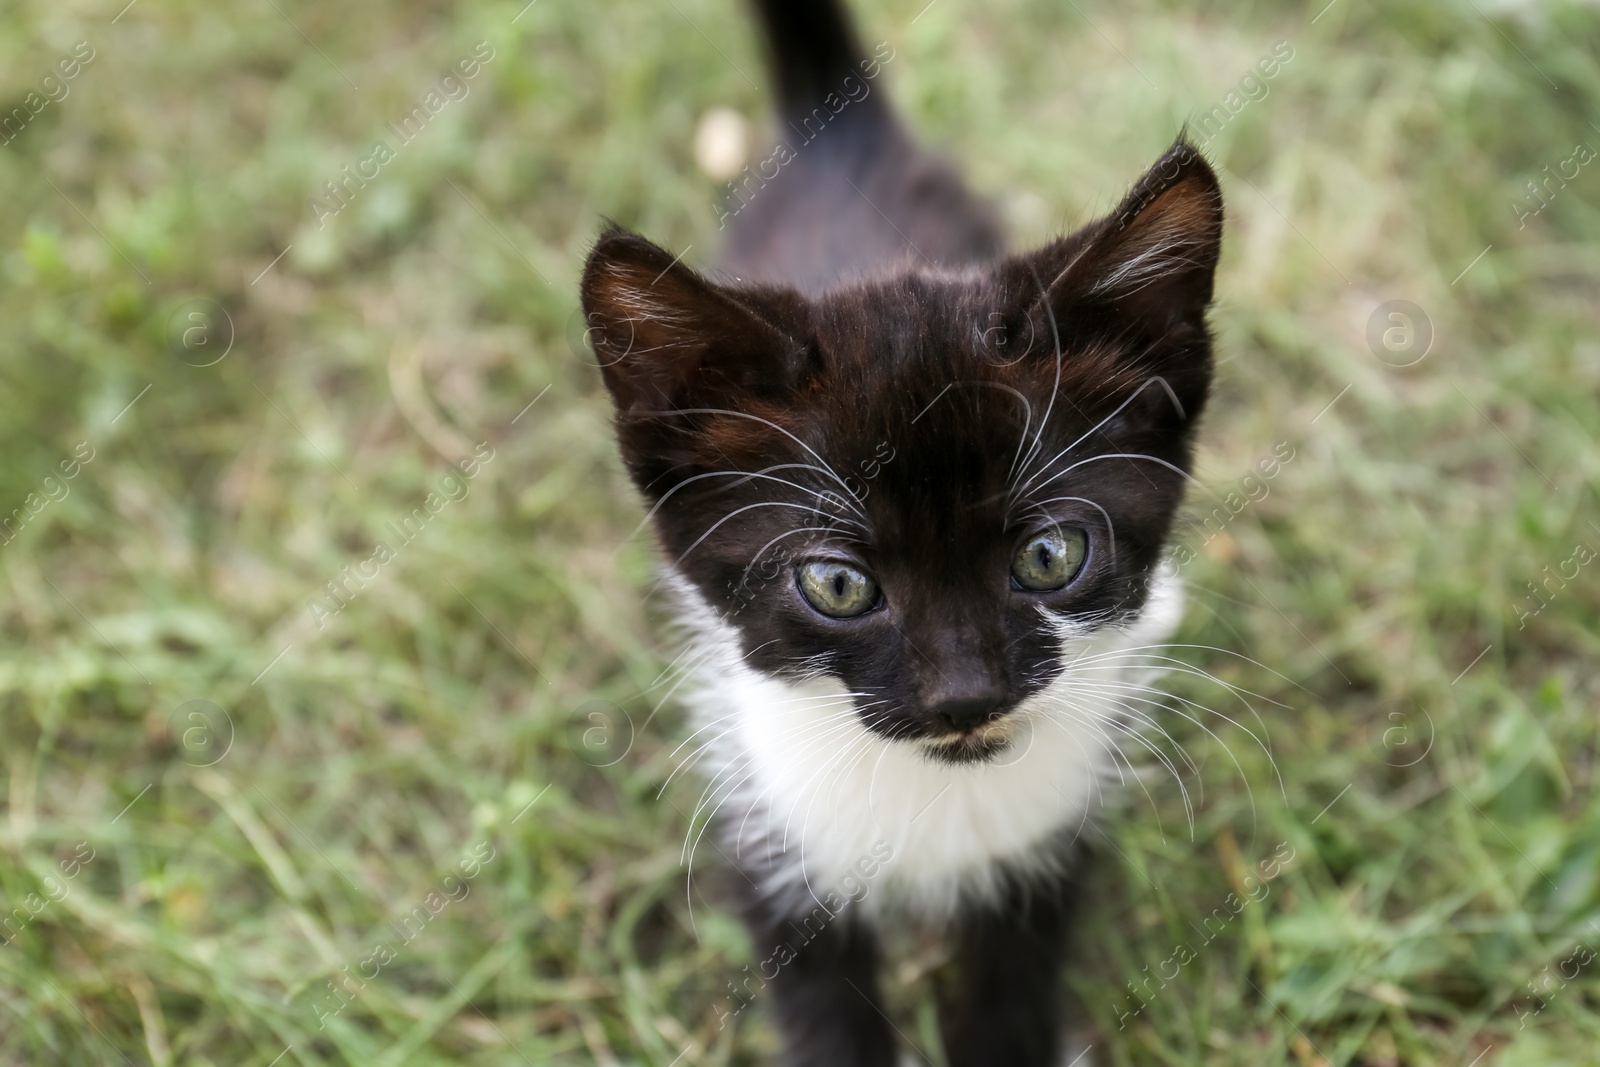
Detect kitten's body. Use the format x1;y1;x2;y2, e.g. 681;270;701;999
581;2;1224;1062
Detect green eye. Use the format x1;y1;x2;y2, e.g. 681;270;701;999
1011;527;1088;591
797;561;879;618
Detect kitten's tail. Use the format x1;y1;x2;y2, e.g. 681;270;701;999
747;0;890;128
729;0;1001;287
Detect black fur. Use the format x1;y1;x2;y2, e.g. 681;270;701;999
737;902;898;1066
724;8;1002;292
748;0;885;123
579;0;1223;1060
937;863;1088;1065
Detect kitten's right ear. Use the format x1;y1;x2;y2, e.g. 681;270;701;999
1033;141;1224;339
579;227;807;418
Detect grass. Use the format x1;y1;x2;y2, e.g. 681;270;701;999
1;0;1598;1063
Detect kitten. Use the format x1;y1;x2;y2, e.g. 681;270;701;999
580;0;1223;1062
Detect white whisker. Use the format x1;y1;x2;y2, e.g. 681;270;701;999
643;406;867;515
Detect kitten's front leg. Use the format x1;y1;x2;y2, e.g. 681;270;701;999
938;869;1083;1067
738;892;897;1067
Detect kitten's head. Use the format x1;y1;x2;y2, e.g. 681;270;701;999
581;143;1222;764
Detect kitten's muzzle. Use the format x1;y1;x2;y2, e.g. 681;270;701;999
920;709;1018;765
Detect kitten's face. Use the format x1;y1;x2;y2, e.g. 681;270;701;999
582;144;1222;763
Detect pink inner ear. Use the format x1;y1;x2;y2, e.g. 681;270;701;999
583;236;716;358
1090;161;1223;298
1041;162;1222;334
1089;206;1220;301
581;230;811;417
596;262;700;338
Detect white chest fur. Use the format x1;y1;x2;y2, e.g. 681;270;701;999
669;569;1186;920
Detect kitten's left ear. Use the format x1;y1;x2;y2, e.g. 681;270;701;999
1037;141;1224;336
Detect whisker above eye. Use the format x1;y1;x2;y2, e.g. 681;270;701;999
1009;370;1186;505
640;406;867;515
1023;451;1215;509
1012;257;1067;486
737;525;864;586
626;462;871;546
664;500;869;576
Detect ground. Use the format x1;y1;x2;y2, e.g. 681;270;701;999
1;0;1598;1064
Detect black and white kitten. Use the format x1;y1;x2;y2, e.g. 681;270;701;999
580;1;1223;1062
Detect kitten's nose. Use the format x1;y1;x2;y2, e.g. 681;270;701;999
931;690;1007;733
